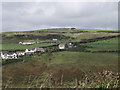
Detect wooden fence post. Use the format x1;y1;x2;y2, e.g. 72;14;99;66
60;74;63;85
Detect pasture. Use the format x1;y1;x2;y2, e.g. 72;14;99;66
81;37;119;51
1;43;54;50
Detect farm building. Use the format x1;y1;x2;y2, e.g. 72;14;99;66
58;43;66;50
25;48;37;54
0;52;18;59
19;41;36;45
36;48;45;52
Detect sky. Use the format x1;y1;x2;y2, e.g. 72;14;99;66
1;1;118;32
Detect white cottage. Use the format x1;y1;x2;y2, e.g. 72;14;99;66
52;39;58;41
25;48;37;54
58;43;66;50
67;42;73;48
0;52;17;59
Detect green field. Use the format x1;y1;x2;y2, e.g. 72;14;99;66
81;37;119;51
1;29;119;51
1;43;55;50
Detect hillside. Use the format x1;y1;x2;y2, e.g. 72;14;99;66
1;28;120;88
1;28;119;51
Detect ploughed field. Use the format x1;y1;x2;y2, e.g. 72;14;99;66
1;29;120;88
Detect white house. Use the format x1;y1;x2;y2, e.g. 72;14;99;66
52;39;58;41
25;48;37;54
0;52;17;59
67;42;73;48
16;51;25;56
19;41;36;45
58;43;66;50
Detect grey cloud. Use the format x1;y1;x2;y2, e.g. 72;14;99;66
2;2;118;32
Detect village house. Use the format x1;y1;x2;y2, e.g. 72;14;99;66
25;48;37;54
0;52;18;59
58;43;66;50
52;39;58;41
67;42;73;48
19;41;36;45
16;51;25;56
36;48;45;52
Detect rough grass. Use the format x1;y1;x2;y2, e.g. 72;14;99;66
2;51;119;88
43;51;118;72
64;32;118;40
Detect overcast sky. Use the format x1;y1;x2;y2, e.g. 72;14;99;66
2;2;118;32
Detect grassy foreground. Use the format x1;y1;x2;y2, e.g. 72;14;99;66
2;51;119;88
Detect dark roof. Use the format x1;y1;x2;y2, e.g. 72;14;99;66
27;48;36;51
2;52;16;57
